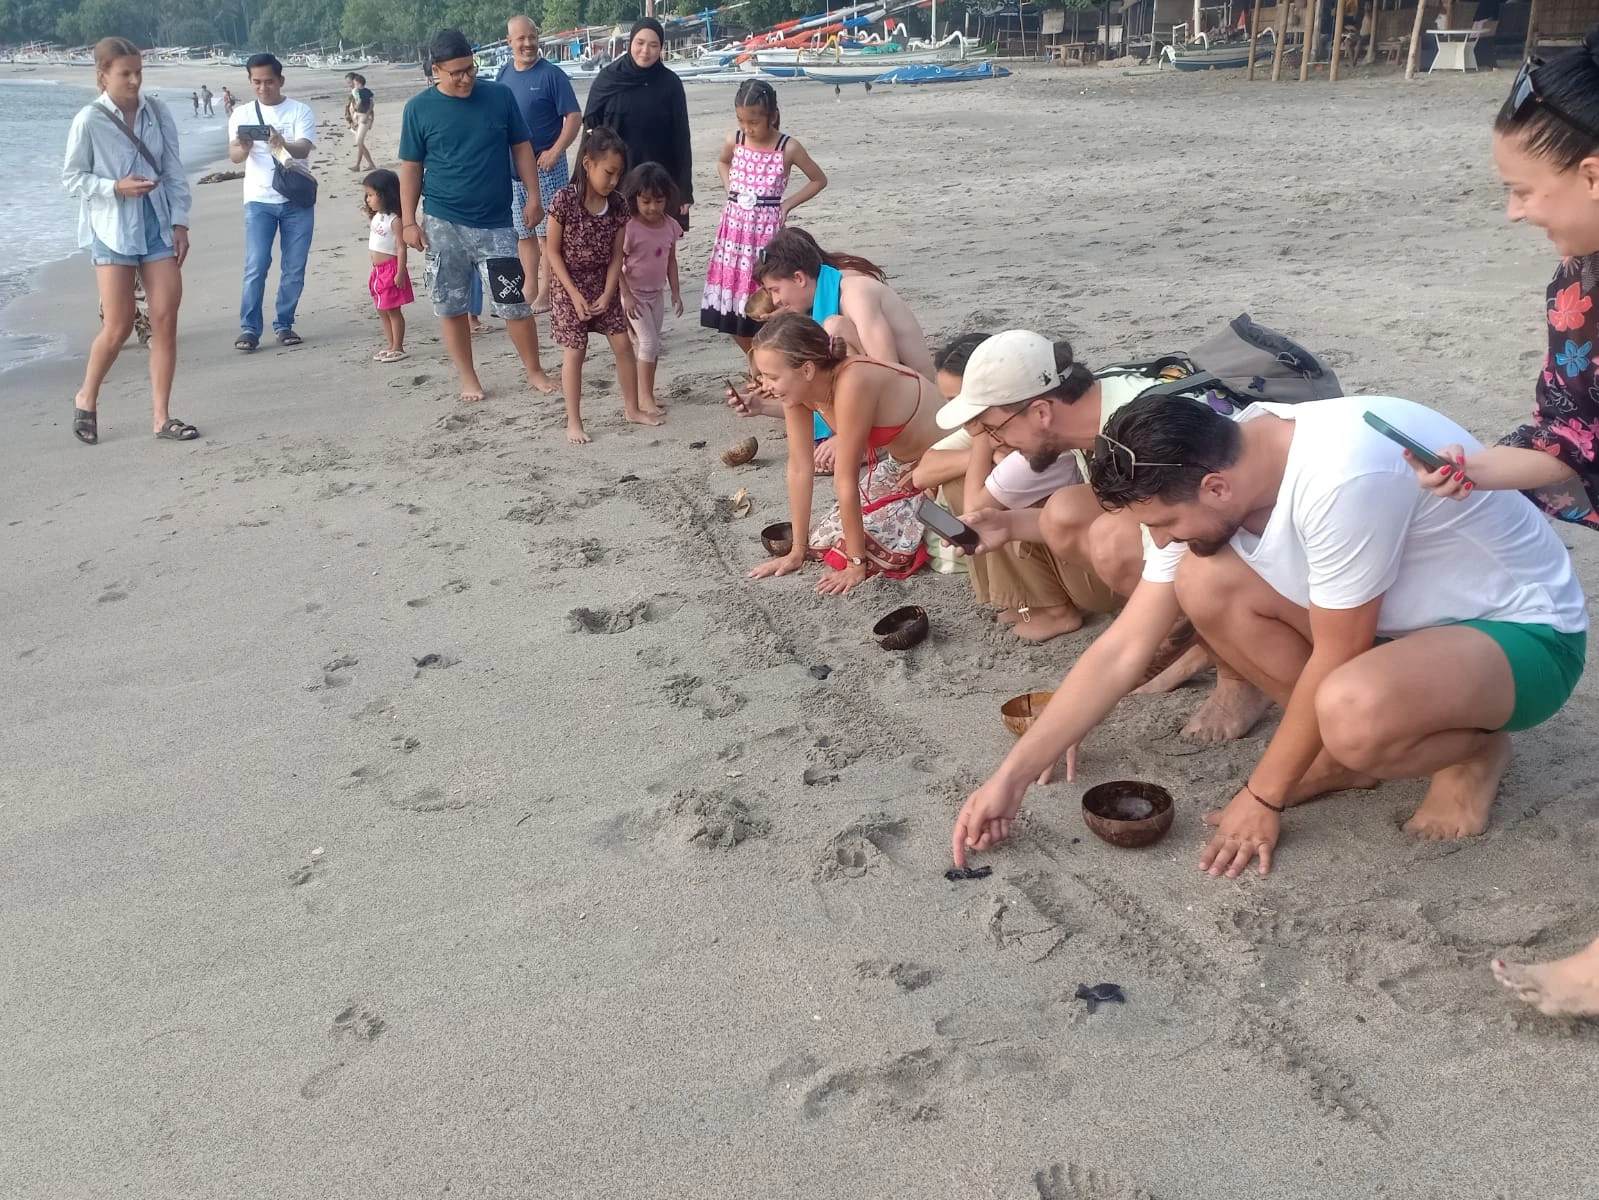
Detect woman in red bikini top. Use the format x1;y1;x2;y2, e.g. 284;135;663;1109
748;312;944;595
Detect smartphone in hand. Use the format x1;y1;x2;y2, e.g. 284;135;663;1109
236;123;272;142
1363;411;1452;472
916;496;981;553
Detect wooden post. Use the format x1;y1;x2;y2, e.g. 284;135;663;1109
1524;0;1539;56
1247;0;1266;77
1405;0;1428;78
1300;0;1324;79
1271;0;1292;79
1329;0;1347;78
1363;0;1379;64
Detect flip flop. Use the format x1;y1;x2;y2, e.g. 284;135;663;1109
234;332;258;352
73;408;98;445
155;418;199;441
276;329;304;347
374;349;409;363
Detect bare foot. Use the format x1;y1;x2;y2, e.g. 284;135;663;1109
527;369;558;395
1284;751;1379;807
1010;605;1084;644
530;293;551;315
566;421;591;445
1492;938;1599;1017
641;395;666;413
1180;675;1272;743
995;608;1021;625
625;408;664;427
459;376;486;403
1402;732;1510;840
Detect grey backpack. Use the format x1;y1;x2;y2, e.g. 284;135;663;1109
1107;313;1343;413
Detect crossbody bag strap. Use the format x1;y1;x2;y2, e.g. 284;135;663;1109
96;103;162;174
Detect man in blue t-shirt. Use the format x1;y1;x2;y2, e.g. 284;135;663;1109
399;28;556;402
496;15;582;312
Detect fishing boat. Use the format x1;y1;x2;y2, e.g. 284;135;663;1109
1161;30;1272;71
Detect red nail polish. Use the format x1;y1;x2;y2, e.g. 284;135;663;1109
1464;482;1474;493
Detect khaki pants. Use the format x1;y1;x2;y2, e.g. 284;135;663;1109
944;479;1119;615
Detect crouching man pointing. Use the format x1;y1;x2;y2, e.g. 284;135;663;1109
953;393;1586;878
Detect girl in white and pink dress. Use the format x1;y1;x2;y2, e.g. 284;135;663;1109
699;80;827;352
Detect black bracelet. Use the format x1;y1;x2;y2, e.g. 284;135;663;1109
1244;784;1285;814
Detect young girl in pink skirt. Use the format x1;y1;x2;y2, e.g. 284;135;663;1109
699;80;828;352
362;169;413;362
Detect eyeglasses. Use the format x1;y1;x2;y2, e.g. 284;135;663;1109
974;404;1031;451
1507;57;1599;142
1091;433;1187;478
437;63;478;82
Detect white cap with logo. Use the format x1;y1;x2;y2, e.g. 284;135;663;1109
934;330;1062;430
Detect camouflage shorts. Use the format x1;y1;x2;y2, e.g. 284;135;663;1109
420;215;531;320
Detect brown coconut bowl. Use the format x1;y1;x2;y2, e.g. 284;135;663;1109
1081;781;1175;849
1000;690;1055;738
761;522;794;557
744;288;777;321
873;605;929;650
722;436;758;467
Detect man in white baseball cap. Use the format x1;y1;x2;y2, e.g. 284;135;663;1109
933;328;1273;744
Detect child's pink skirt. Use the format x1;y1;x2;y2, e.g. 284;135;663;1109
369;259;414;311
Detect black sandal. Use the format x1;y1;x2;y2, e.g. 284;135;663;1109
276;329;303;347
73;408;97;445
155;418;199;441
235;332;258;352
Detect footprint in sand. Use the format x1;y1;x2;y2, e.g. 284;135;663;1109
664;673;745;719
300;1003;387;1100
566;601;655;635
813;815;907;882
98;583;129;603
854;960;935;993
1033;1162;1157;1200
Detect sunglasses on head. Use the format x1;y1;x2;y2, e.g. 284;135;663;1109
1507;57;1599;142
1091;433;1189;479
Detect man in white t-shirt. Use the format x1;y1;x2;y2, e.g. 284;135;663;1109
951;392;1588;879
226;54;316;351
936;329;1271;741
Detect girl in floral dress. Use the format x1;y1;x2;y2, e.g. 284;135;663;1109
546;126;655;445
700;80;828;352
1410;32;1599;1019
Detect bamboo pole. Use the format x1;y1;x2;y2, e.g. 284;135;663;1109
1329;0;1347;78
1300;0;1324;79
1247;0;1266;76
1524;0;1539;56
1362;0;1378;64
1405;0;1428;78
1271;0;1292;79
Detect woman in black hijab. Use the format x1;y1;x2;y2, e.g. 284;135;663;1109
583;18;694;230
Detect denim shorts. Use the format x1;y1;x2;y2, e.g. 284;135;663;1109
91;197;176;268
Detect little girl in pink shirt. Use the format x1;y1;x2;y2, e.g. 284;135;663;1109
619;163;683;413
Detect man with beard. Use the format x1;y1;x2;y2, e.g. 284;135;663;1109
951;390;1587;880
936;330;1271;739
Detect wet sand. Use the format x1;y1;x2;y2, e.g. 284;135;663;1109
2;60;1596;1199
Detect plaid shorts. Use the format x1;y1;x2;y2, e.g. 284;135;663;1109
512;156;570;239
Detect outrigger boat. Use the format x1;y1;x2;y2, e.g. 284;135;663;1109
1161;29;1273;71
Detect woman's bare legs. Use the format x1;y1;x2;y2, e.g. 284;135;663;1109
563;345;589;444
609;331;657;425
75;264;138;415
140;257;182;430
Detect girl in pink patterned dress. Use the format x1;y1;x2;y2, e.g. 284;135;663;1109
699;80;827;352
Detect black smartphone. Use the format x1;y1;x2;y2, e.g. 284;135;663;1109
916;496;980;553
1363;411;1451;472
235;123;272;141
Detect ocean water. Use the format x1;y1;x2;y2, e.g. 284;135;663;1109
0;77;228;372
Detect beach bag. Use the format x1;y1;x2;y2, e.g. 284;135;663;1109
1107;314;1343;412
256;101;318;208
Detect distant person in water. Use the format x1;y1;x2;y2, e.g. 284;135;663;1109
222;87;235;115
191;91;199;116
63;36;195;444
200;84;213;116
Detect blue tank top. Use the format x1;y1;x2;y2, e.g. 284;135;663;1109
810;265;843;440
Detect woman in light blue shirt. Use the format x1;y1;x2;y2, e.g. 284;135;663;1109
62;36;196;444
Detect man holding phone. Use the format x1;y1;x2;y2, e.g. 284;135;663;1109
227;53;316;351
952;393;1587;879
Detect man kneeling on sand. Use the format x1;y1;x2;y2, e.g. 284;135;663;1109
937;331;1267;735
952;391;1587;878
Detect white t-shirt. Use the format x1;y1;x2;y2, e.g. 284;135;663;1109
1141;396;1589;638
228;97;317;205
369;212;398;254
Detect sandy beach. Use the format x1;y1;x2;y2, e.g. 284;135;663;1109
3;59;1597;1199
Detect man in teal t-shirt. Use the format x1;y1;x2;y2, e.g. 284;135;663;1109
398;28;557;402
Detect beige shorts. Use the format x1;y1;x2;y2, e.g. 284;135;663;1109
353;115;373;149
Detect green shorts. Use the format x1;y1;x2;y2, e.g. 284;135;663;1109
1455;620;1587;732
